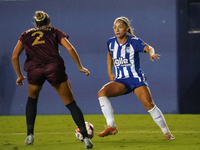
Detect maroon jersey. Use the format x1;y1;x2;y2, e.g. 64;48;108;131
19;26;69;71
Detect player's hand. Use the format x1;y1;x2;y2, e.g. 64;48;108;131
79;67;90;76
16;76;26;86
108;73;115;81
149;54;160;61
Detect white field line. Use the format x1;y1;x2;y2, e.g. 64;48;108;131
0;131;199;136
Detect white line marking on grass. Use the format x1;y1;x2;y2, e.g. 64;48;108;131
119;131;200;133
0;131;199;136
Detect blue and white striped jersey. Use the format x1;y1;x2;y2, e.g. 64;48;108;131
107;35;148;79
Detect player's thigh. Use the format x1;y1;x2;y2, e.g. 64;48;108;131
134;86;155;110
54;80;75;105
28;84;43;98
98;81;128;97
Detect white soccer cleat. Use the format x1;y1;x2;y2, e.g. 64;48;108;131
25;134;34;145
83;137;93;149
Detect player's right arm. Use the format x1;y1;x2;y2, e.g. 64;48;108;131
107;52;115;81
12;40;26;85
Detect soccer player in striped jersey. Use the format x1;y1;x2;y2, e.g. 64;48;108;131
98;17;175;140
12;11;93;148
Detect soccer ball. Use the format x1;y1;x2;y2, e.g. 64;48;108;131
75;122;94;142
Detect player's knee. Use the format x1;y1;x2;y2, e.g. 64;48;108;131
98;90;103;97
143;101;155;110
98;89;106;98
28;93;39;99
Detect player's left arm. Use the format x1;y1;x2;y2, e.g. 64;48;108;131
144;45;160;61
60;37;90;76
12;40;26;85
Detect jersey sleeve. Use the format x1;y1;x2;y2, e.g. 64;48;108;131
18;30;30;43
107;40;111;53
107;37;115;53
134;37;148;53
56;28;69;44
18;34;24;42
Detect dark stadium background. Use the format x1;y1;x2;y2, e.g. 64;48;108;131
0;0;199;115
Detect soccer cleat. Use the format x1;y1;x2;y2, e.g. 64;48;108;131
165;132;175;140
98;126;118;137
83;137;93;149
25;134;34;145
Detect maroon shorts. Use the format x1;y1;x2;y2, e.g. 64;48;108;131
27;63;68;87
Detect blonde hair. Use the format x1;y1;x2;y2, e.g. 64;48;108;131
34;11;50;27
115;17;135;37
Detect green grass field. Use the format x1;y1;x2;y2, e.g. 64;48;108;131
0;114;199;150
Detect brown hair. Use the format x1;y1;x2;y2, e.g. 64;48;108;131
34;11;51;27
115;17;135;37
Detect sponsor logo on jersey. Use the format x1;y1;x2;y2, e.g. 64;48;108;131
114;57;131;67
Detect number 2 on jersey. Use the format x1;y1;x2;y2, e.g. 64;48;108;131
31;31;45;46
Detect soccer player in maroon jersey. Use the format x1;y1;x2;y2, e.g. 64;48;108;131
12;11;93;149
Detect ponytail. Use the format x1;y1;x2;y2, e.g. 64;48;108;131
128;27;135;37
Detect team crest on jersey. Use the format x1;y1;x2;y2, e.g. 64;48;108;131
126;47;130;53
114;57;131;67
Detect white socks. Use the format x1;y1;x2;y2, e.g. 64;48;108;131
148;105;170;135
98;96;116;127
99;96;170;135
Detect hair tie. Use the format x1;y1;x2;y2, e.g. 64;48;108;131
35;15;46;22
